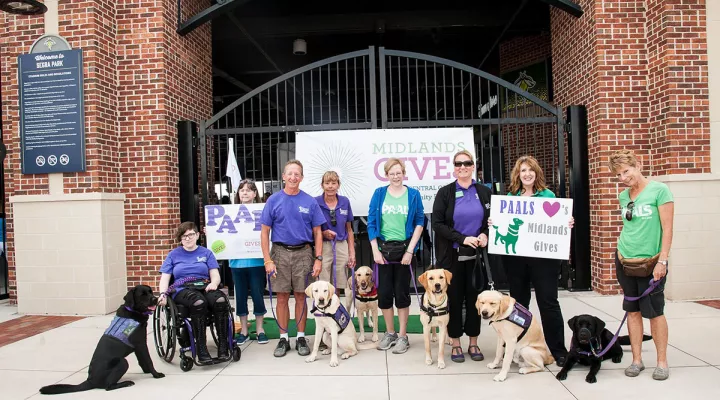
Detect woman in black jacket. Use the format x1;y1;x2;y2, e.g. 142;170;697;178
432;150;492;363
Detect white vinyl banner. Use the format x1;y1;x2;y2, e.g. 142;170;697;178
295;128;476;216
488;195;574;260
204;204;264;260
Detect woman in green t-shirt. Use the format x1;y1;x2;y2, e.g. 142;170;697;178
610;150;674;381
490;155;573;367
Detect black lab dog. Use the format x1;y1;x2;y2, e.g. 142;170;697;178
40;285;165;395
557;314;651;383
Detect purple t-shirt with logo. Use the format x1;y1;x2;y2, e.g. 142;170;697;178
160;246;219;295
452;181;484;249
315;195;354;241
260;190;326;245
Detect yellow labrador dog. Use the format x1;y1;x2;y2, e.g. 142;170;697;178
345;266;379;343
476;290;554;381
305;281;375;367
418;269;452;369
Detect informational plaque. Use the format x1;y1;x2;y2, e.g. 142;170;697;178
18;49;86;174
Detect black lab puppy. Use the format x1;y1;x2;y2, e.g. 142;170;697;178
557;314;651;383
40;285;165;395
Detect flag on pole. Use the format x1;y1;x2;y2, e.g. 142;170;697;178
226;138;242;193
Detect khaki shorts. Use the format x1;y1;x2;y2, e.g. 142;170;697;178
319;240;349;289
270;244;313;293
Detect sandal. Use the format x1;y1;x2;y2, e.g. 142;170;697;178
451;346;465;363
468;345;484;361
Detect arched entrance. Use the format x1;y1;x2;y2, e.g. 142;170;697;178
200;46;572;289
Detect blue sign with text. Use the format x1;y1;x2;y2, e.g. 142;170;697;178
18;49;86;174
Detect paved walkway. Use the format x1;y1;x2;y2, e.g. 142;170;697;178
1;292;720;400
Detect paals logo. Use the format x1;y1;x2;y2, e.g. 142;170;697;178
211;240;226;254
493;218;525;254
514;71;536;92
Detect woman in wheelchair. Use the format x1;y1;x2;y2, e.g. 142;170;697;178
158;221;231;364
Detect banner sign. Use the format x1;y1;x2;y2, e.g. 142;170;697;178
204;204;265;260
18;49;86;174
488;195;573;260
295;128;476;217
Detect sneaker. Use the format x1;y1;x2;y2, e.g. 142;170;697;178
318;339;328;351
652;366;670;381
377;332;399;351
392;336;410;354
296;337;311;356
624;362;645;377
273;338;291;357
256;332;269;344
234;333;248;345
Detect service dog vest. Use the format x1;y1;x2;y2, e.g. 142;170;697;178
355;286;378;302
312;300;351;334
491;302;532;341
104;316;140;348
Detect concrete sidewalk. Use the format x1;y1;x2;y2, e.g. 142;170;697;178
1;292;719;400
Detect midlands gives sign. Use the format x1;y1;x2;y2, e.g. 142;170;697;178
204;204;264;260
295;128;476;217
488;195;573;260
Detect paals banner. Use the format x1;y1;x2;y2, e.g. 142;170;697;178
488;195;573;260
295;128;476;216
204;204;264;260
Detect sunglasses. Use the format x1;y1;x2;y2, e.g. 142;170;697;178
625;201;635;221
454;160;474;168
329;209;337;226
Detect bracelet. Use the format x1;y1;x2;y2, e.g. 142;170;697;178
264;260;275;265
405;250;413;255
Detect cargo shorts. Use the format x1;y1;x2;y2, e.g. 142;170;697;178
269;244;314;293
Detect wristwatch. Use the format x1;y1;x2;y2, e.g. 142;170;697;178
658;260;668;267
315;255;323;261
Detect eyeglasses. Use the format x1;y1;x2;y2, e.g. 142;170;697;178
388;172;404;177
454;160;474;168
181;232;198;240
625;201;635;221
329;209;337;226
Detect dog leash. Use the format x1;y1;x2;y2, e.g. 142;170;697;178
469;247;494;292
573;278;665;358
267;271;314;334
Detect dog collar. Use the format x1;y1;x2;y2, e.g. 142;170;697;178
355;286;378;302
124;306;153;316
419;293;449;323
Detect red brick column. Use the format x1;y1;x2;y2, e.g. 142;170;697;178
1;0;212;301
551;0;710;293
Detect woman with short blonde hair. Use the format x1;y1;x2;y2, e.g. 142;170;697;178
609;149;673;380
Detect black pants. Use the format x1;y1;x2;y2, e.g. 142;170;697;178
504;256;567;358
174;288;228;316
447;258;483;338
378;262;411;309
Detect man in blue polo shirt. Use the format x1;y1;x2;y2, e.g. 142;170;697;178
260;160;325;357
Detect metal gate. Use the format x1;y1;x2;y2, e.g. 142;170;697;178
200;46;568;288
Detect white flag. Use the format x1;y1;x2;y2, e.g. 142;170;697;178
225;138;242;193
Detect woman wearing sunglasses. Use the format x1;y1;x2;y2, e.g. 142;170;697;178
490;155;574;367
610;149;674;380
432;150;492;363
315;171;357;294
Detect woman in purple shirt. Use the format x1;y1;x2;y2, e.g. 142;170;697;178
432;150;492;363
315;171;357;293
158;221;228;364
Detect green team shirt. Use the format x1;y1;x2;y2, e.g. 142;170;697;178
508;188;556;197
617;180;674;259
381;189;409;241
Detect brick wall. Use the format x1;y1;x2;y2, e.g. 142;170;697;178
1;0;213;300
551;0;710;294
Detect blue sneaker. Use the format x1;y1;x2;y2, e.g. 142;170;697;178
235;333;248;345
256;332;269;344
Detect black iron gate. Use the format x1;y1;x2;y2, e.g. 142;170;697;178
199;46;571;289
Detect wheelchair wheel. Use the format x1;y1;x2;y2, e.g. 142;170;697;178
180;356;193;372
153;300;178;362
233;346;241;362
